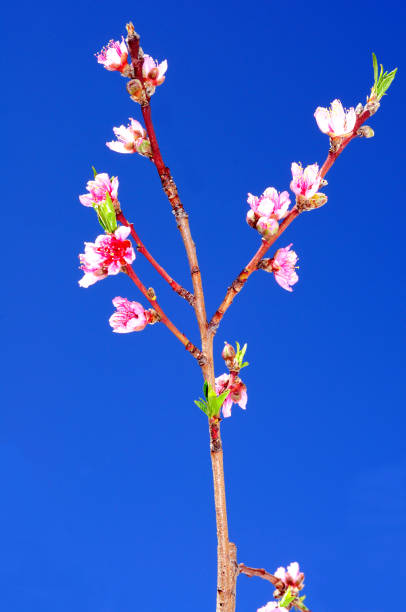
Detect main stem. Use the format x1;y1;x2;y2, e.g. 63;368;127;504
126;26;236;610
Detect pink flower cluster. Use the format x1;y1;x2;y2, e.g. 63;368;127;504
142;55;168;88
247;187;291;240
314;99;356;138
96;38;129;73
274;562;304;595
109;297;149;333
79;226;135;288
271;244;299;292
215;374;247;418
258;562;304;612
106;118;152;157
79;173;119;208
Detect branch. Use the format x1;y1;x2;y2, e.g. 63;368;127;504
238;563;285;590
209;208;299;332
125;264;206;364
209;105;375;333
118;212;195;305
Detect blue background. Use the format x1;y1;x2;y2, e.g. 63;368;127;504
2;0;404;610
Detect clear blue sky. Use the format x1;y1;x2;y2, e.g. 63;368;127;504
2;1;404;610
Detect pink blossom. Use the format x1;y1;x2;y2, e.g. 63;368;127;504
79;226;135;288
106;118;152;156
109;297;148;333
142;54;168;87
290;163;321;199
314;99;356;137
270;244;299;292
257;603;284;612
96;38;129;73
247;187;291;221
274;561;304;593
215;374;247;418
79;173;119;208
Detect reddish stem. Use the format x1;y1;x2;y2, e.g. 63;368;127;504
209;106;374;333
118;212;195;304
238;564;285;590
125;264;205;363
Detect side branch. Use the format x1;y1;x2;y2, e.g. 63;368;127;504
209;105;376;335
238;564;285;590
209;209;299;332
118;212;195;305
125;264;206;363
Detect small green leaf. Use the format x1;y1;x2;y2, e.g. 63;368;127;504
280;587;296;608
372;52;378;84
203;381;209;400
92;166;98;178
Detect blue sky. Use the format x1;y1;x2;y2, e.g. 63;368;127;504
2;0;405;610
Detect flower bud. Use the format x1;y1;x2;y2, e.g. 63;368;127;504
355;102;364;115
257;216;279;240
222;342;236;361
246;209;257;228
357;125;374;138
126;79;146;103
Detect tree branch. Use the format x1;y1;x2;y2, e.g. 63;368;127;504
118;212;195;305
125;264;205;363
209;105;375;334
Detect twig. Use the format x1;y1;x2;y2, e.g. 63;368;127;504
125;264;205;363
118;212;195;305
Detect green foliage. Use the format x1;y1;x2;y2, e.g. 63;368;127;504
234;341;249;370
194;382;230;418
279;587;296;608
93;191;117;233
371;52;397;100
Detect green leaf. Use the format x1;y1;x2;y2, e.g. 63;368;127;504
372;52;378;84
196;382;230;418
371;53;397;100
194;399;209;416
92;166;98;178
280;587;296;608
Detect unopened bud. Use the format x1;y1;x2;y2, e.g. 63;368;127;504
147;287;156;300
246;209;257;229
257;216;279;240
357;125;375;138
222;342;236;361
126;79;147;103
355;103;364;115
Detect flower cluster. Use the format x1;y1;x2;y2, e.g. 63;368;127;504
106;118;152;157
247;188;291;240
258;562;306;612
314;99;356;138
109;297;149;333
215;373;247;418
274;562;304;597
79;226;135;288
79;173;119;209
96;38;130;74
